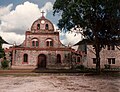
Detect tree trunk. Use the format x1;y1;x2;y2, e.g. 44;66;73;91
95;44;101;74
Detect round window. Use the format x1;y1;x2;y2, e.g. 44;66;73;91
41;20;45;24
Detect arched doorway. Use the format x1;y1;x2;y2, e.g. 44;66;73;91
38;54;46;68
57;54;61;63
23;54;28;63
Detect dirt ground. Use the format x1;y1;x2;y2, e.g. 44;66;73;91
0;74;119;92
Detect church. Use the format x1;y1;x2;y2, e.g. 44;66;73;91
5;12;78;69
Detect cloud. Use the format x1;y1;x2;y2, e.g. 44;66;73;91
0;1;41;34
0;4;13;17
0;31;25;48
60;31;82;46
41;2;53;16
0;31;25;45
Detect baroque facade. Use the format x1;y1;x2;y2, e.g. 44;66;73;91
5;14;76;69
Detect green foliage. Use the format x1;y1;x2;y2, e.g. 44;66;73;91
1;60;9;69
53;0;120;45
0;48;5;58
53;0;120;73
0;36;6;58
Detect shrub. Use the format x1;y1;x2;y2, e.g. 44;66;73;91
104;64;111;69
75;65;86;70
1;60;9;69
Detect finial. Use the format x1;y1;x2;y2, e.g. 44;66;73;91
41;10;45;17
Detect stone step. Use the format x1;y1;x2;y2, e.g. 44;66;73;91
11;65;36;70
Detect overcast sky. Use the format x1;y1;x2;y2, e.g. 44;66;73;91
0;0;81;48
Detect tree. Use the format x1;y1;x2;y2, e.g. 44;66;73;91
0;36;7;58
53;0;120;73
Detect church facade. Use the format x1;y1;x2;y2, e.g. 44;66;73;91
6;14;76;69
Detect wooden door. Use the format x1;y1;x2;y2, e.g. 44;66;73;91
38;54;46;68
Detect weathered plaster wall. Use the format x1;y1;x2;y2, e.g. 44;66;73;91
86;45;120;68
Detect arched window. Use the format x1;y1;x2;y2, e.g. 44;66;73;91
36;41;39;46
57;54;61;63
37;24;40;30
45;24;49;30
32;41;35;46
46;38;53;47
32;38;39;47
23;54;28;63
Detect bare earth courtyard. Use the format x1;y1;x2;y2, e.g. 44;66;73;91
0;74;119;92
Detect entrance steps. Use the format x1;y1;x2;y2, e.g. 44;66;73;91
11;65;36;70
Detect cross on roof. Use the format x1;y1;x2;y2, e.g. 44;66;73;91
41;11;45;17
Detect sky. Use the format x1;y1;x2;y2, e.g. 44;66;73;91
0;0;81;48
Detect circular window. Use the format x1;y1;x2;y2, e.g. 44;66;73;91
41;20;45;24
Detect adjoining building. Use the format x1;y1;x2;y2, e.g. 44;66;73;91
75;39;120;69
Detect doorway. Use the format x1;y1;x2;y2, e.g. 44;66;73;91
38;54;46;68
57;54;61;63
